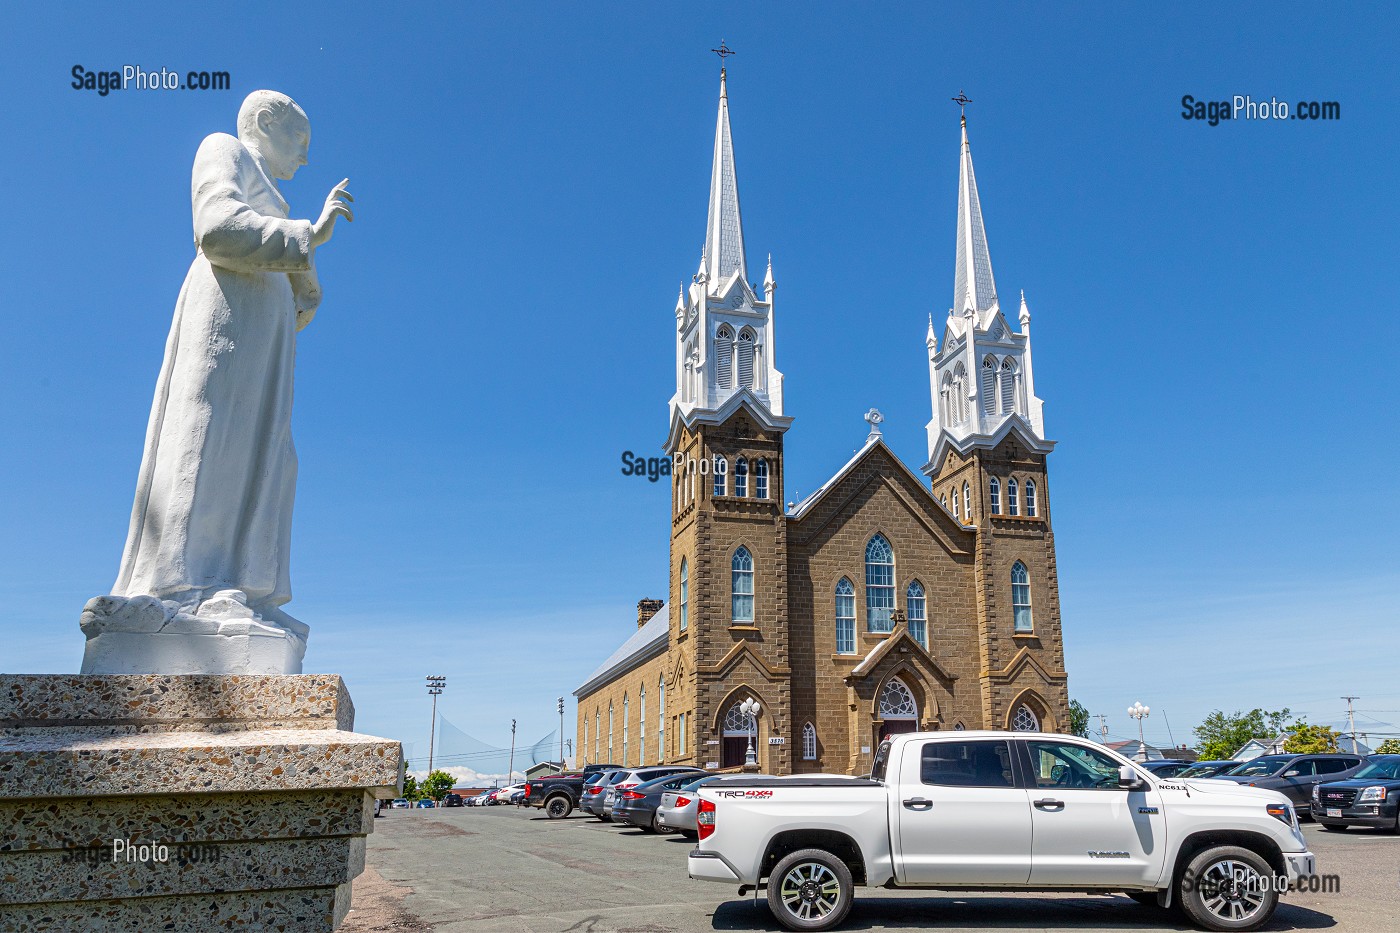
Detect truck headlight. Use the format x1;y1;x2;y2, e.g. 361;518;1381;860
1357;786;1388;803
1312;785;1321;802
1266;803;1293;826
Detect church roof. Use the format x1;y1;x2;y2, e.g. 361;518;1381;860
573;604;670;697
788;433;959;525
704;68;747;287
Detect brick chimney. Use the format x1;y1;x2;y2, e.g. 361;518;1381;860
637;598;664;629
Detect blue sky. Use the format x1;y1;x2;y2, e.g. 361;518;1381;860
3;2;1398;776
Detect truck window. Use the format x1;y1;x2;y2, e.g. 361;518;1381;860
1025;740;1124;789
920;740;1014;787
871;740;892;782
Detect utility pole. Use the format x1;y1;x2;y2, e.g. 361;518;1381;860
425;675;446;775
1093;713;1109;742
508;718;517;784
1342;696;1359;750
558;697;565;771
1162;709;1177;750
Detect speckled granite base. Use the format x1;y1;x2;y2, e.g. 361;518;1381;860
0;675;400;932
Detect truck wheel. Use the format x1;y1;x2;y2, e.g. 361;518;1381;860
545;796;572;819
1178;845;1278;932
766;848;853;932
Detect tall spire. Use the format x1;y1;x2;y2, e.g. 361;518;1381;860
704;67;747;287
953;115;998;316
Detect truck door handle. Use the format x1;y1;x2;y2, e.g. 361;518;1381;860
902;797;933;811
1033;798;1065;811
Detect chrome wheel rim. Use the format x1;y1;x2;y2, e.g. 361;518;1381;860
779;862;841;922
1197;859;1268;923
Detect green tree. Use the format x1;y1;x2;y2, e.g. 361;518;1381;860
401;762;420;801
1068;699;1090;738
1283;722;1340;754
1193;707;1292;761
1375;739;1400;754
421;769;456;801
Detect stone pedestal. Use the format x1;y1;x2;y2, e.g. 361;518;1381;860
0;674;400;931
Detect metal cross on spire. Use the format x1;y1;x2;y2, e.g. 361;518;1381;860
711;39;736;74
951;90;973;123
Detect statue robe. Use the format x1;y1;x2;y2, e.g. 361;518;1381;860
114;132;321;614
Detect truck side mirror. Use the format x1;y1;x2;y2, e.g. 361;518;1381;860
1283;769;1300;778
1119;765;1146;790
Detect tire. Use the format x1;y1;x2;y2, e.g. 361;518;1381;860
1177;845;1279;932
765;848;854;932
545;795;573;819
1319;822;1347;832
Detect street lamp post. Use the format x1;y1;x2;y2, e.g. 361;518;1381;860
425;675;446;775
740;697;762;770
1128;702;1150;762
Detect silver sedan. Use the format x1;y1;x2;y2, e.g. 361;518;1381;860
656;775;730;835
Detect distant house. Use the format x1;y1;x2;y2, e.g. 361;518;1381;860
1232;733;1371;759
1104;740;1164;761
524;761;566;780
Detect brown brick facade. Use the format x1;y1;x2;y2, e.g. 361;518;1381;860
577;410;1068;775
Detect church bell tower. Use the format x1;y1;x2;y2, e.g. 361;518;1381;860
664;66;793;772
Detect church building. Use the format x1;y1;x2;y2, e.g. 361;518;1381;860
574;70;1070;776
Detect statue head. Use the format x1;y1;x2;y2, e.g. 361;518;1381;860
237;90;310;181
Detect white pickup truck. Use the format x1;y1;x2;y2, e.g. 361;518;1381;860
688;731;1316;932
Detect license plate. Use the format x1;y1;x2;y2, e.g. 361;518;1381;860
1326;808;1342;818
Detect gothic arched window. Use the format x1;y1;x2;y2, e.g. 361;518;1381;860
1011;560;1033;632
737;327;756;388
594;710;600;761
989;477;1001;514
1000;358;1017;413
1012;704;1040;732
802;722;817;761
835;577;855;654
906;580;927;648
657;674;666;763
951;486;960;520
939;373;952;426
866;534;895;633
639;684;646;763
678;558;689;632
754;458;769;499
1025;479;1037;517
953;363;968;423
879;678;918;719
981;356;997;414
608;702;614;759
962;481;971;521
732;546;754;623
734;458;748;497
622;693;629;766
715;325;734;389
1007;478;1019;516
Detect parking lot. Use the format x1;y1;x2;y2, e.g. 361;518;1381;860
343;804;1398;933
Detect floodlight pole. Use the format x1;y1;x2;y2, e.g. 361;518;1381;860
558;697;566;770
425;675;447;775
508;718;517;783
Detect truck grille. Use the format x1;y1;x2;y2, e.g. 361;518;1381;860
1319;787;1357;807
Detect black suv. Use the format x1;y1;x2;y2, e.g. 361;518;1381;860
1312;754;1400;832
1219;753;1365;813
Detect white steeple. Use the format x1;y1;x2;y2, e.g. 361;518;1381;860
668;67;789;452
924;113;1050;475
953;114;999;320
705;68;747;289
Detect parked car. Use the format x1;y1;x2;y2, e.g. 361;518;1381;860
415;798;435;808
657;774;730;836
1176;760;1242;779
688;731;1316;933
601;767;706;821
484;783;526;807
441;793;463;807
1312;753;1400;832
611;770;706;831
470;791;493;806
1140;759;1193;777
1219;753;1365;814
525;764;622;819
582;769;632;818
390;798;410;809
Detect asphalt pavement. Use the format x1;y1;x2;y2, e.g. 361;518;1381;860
345;804;1396;932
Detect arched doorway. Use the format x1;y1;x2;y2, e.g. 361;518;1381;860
877;677;919;742
721;701;755;769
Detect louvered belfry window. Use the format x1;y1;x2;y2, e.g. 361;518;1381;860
982;357;997;414
715;325;733;388
737;328;755;388
1000;358;1017;413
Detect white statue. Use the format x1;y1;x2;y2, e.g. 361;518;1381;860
80;90;353;675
